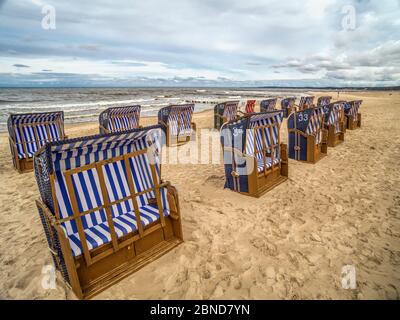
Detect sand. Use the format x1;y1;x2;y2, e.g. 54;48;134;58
0;91;399;300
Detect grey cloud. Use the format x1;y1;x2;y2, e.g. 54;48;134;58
13;63;30;68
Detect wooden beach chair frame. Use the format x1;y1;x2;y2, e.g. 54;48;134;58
8;111;66;173
317;96;332;107
322;102;346;147
34;126;183;299
260;98;278;112
158;104;196;147
99;105;141;134
287;107;328;164
220;111;288;198
214;101;239;130
344;100;362;130
297;96;315;111
281;97;296;118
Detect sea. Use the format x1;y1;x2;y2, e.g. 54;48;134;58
0;87;317;132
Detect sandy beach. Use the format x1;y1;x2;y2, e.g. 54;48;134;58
0;90;399;300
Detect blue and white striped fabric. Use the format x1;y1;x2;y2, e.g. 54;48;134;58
223;102;238;122
245;112;283;172
167;105;194;137
317;96;332;107
107;106;141;132
10;113;63;159
51;127;169;257
344;100;362;122
306;107;324;144
260;99;277;112
325;103;344;133
299;96;315;110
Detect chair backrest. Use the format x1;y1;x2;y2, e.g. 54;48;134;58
34;126;167;238
245;100;256;114
214;101;239;125
288;107;324;144
158;104;194;137
298;96;315;110
221;111;284;160
322;102;345;133
281;97;296;114
344;100;362;121
260;98;277;112
99;105;141;134
8;111;65;159
317;96;332;107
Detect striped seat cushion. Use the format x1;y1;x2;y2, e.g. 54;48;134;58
257;157;280;173
63;204;170;257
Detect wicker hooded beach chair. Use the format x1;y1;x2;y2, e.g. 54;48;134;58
344;100;362;130
8;111;66;173
34;125;183;299
287;106;328;163
158;104;196;147
322;102;346;147
298;96;315;111
260;98;278;112
99;105;141;134
220;111;288;197
317;96;332;107
214;101;239;130
281;97;296;118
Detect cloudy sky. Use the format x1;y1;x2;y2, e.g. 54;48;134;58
0;0;399;87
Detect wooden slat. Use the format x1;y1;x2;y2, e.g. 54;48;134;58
123;154;144;237
95;163;119;252
63;171;93;266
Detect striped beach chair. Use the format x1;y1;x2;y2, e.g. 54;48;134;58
99;105;141;134
244;100;256;114
287;107;328;163
220;111;288;197
8;111;66;173
214;101;239;130
344;100;362;130
317;96;332;107
260;98;278;112
281;97;296;118
322;102;345;147
158;104;196;147
34;125;183;299
298;96;315;111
